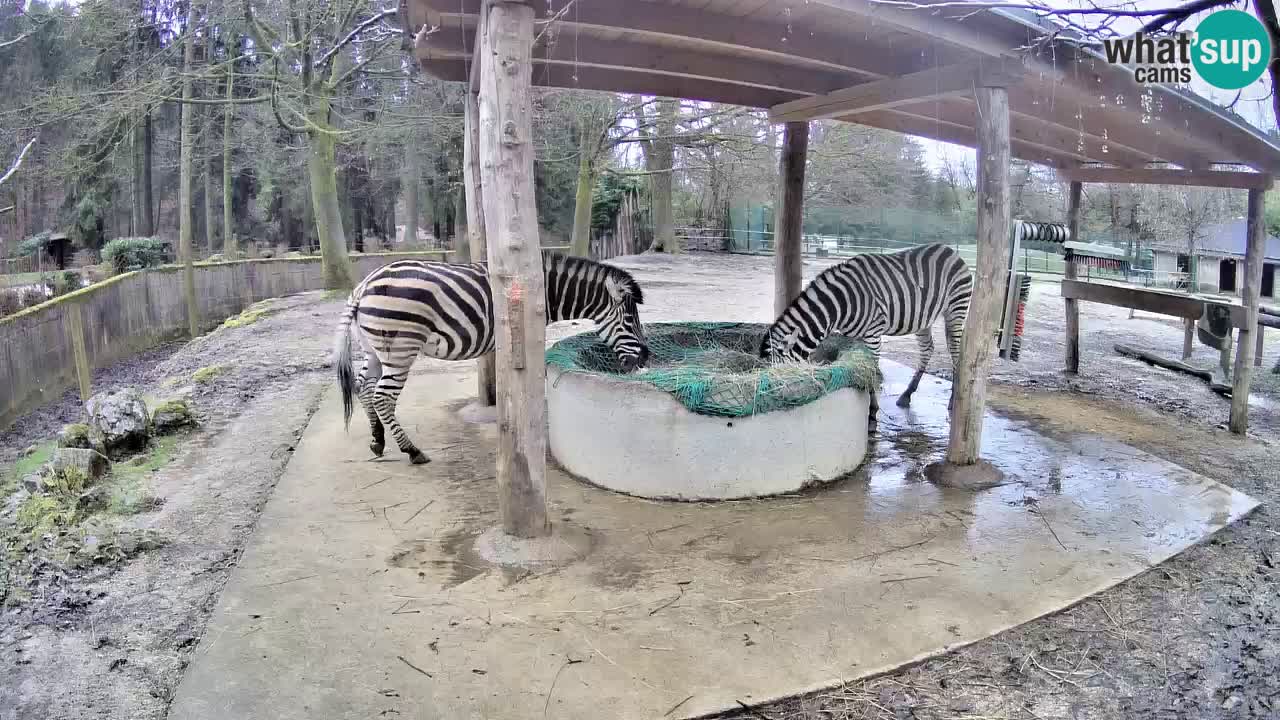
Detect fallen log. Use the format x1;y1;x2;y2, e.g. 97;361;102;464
1114;344;1233;397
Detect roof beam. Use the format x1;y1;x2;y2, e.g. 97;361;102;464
420;23;856;97
848;108;1084;169
417;0;943;80
807;0;1020;59
1057;167;1274;190
420;58;807;109
769;60;1023;123
878;97;1151;168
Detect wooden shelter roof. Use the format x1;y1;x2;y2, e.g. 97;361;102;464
404;0;1280;174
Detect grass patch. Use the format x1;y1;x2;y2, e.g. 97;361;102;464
192;365;227;384
220;300;277;329
14;493;77;540
107;435;178;514
9;442;55;482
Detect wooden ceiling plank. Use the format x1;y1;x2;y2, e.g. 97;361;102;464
420;57;806;108
420;23;855;97
850;109;1083;168
769;60;1023;123
1057;167;1274;190
418;0;933;79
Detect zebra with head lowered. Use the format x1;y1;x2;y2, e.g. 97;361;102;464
333;254;649;464
760;243;972;430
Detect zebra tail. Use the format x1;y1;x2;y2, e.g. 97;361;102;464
334;293;358;431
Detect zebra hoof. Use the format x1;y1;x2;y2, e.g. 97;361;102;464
369;441;385;457
895;395;912;408
409;452;430;465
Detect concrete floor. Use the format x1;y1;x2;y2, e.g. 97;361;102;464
167;358;1258;720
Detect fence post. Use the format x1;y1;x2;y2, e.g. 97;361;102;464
63;302;92;402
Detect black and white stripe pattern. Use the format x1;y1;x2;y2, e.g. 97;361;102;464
760;243;973;426
333;254;648;464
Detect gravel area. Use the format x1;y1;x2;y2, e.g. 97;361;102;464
2;253;1279;720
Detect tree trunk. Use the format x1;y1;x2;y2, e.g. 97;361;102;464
204;111;216;254
478;0;549;538
143;112;155;236
402;139;419;245
647;99;677;253
464;86;496;405
223;59;236;256
178;5;200;337
132;115;146;236
569;128;596;257
774;121;808;316
305;88;355;290
946;85;1011;466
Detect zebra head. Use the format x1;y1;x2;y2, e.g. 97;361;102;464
760;317;819;364
598;273;649;372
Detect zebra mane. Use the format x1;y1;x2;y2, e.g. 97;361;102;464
545;253;644;304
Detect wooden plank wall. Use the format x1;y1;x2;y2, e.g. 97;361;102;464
0;252;446;430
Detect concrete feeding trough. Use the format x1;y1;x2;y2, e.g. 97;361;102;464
544;322;877;501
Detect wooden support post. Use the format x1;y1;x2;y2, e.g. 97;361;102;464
1229;188;1266;434
946;85;1011;466
64;302;91;402
464;60;496;407
1183;317;1194;360
1063;181;1082;374
477;0;549;538
1256;323;1265;366
774;121;808;316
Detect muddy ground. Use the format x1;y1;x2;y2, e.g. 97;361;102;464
2;252;1279;720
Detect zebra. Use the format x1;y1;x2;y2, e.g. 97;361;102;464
759;243;973;430
332;254;649;464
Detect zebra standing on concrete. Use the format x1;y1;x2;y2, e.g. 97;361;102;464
759;243;972;429
333;254;649;464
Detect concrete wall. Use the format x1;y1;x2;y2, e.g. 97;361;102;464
546;366;870;500
0;252;446;430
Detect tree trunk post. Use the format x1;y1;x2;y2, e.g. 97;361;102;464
478;0;548;538
1183;317;1195;360
464;61;497;407
1230;188;1266;433
223;59;236;256
1064;180;1082;374
946;85;1011;466
569;125;596;258
178;6;200;338
774;121;808;316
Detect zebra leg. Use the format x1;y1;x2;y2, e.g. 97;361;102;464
944;308;966;412
897;328;934;407
864;336;882;434
371;371;429;465
357;358;385;456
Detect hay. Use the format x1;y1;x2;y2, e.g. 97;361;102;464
545;322;880;418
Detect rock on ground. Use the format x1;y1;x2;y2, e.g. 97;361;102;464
56;423;95;450
85;387;151;456
152;398;195;434
46;447;111;485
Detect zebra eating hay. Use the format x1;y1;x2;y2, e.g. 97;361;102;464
759;243;973;431
333;255;649;464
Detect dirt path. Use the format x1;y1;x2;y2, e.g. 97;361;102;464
0;292;343;720
2;253;1278;720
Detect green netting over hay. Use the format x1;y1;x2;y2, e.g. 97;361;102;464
545;322;881;418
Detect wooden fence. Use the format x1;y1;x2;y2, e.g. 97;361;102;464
0;252;447;430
